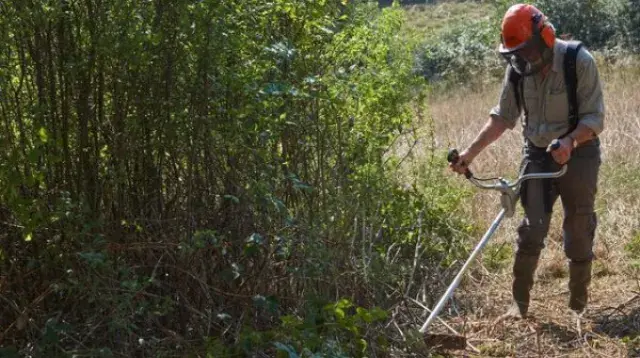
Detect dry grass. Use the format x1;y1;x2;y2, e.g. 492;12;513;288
417;61;640;356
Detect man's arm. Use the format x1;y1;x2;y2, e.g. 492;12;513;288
465;116;510;160
450;66;519;175
566;123;596;146
567;47;603;146
450;116;510;174
550;124;595;164
548;47;603;163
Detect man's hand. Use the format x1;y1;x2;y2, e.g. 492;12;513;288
547;137;573;164
449;149;475;176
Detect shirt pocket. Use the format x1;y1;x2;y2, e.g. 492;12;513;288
545;82;569;123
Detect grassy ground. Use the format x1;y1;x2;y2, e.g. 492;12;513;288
401;2;640;357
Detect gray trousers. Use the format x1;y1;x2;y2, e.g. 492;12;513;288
517;139;601;262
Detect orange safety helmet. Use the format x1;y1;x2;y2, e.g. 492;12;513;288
499;4;556;76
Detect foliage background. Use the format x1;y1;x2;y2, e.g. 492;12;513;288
0;1;473;356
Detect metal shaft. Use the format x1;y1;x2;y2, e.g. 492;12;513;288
419;208;507;333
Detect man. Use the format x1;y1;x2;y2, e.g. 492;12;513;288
450;4;604;318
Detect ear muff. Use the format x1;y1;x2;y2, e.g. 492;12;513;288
540;22;556;48
531;12;555;49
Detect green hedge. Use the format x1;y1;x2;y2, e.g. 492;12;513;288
0;1;473;356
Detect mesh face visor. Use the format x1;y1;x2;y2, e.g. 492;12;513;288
499;33;549;76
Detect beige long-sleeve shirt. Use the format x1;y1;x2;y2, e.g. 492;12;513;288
490;39;605;148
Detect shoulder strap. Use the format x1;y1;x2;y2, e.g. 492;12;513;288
508;65;527;120
564;41;583;135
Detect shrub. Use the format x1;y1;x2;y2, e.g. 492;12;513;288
0;1;473;356
533;0;627;50
415;18;503;84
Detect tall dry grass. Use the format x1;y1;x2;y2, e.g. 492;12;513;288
420;60;640;356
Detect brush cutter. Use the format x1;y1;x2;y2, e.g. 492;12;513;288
419;140;568;350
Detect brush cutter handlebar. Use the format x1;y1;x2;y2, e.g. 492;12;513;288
447;139;564;187
461;159;568;191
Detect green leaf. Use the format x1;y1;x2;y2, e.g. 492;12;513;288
253;294;279;313
244;233;264;256
280;314;302;328
356;307;373;323
358;338;367;353
336;298;352;310
252;294;266;305
272;198;287;212
221;263;242;282
120;279;139;290
223;195;239;204
317;26;334;34
79;251;106;268
244;244;258;256
42;317;71;345
370;307;388;321
261;82;285;95
303;76;318;84
288;174;313;193
38;127;48;143
273;342;299;358
246;233;264;245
